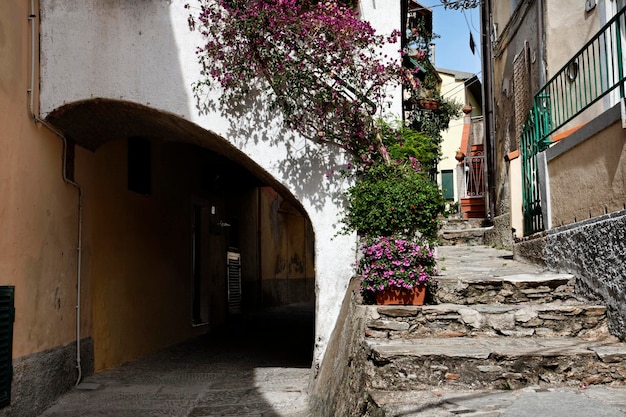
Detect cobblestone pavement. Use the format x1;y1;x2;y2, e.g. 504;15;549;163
37;303;314;417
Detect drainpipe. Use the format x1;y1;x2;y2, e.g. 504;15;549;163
28;0;84;386
480;0;496;223
537;0;546;87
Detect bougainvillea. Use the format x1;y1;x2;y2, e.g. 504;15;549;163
358;236;437;294
186;0;420;162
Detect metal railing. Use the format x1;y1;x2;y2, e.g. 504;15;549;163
464;154;485;198
521;5;626;235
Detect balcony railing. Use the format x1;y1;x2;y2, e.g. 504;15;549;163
521;5;626;235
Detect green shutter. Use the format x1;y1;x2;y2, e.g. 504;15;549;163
0;287;14;408
441;170;454;200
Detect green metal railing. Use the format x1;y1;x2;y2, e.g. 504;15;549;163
521;5;626;235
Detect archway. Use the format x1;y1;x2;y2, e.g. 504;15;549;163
46;98;316;371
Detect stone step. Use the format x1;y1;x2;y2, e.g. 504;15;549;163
435;272;577;305
366;337;626;391
366;386;626;417
365;389;519;417
440;217;487;231
365;303;611;340
439;228;489;246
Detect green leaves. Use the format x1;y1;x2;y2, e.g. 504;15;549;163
343;163;445;240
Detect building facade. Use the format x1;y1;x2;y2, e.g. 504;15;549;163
0;1;404;415
483;0;626;335
436;68;484;217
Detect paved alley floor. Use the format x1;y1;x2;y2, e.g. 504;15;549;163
37;303;314;417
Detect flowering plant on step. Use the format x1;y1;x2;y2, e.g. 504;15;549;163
358;235;437;299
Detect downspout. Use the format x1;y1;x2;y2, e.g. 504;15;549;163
480;0;496;223
537;0;546;87
28;0;84;386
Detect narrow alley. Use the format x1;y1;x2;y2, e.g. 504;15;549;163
35;245;626;417
36;304;314;417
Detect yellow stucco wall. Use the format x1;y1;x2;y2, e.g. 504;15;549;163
0;0;87;359
438;72;466;202
545;0;600;78
85;140;240;370
259;188;315;306
439;73;465;169
545;0;604;132
549;122;626;227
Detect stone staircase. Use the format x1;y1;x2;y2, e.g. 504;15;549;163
362;245;626;416
438;217;491;246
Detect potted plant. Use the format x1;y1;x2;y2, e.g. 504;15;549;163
339;121;447;305
357;236;437;305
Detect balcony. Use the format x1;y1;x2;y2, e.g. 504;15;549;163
520;5;626;235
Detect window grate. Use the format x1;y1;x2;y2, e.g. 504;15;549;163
227;252;242;314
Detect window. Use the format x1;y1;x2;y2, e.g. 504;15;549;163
192;205;210;325
441;170;454;200
513;43;531;150
127;137;152;195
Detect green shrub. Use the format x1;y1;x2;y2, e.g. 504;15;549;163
342;163;445;240
381;123;441;174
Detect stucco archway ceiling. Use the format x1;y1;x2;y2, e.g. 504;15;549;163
45;98;304;210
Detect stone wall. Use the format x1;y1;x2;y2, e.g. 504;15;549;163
1;338;93;417
514;210;626;337
484;213;514;249
309;278;369;417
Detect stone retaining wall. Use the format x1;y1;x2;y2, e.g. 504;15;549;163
366;303;610;340
309;278;369;417
484;213;514;249
514;210;626;338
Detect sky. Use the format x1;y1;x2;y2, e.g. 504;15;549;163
417;1;482;76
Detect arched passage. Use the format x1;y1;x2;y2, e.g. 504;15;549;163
46;98;316;371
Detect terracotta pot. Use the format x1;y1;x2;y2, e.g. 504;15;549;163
375;285;426;306
417;98;440;110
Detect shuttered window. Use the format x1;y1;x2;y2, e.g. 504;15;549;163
0;287;15;408
513;44;531;150
441;170;454;200
227;252;242;314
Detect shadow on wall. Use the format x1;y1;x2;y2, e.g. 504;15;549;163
194;78;351;216
26;2;316;417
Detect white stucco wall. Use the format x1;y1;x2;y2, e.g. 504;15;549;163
509;157;523;239
39;0;401;368
360;0;403;119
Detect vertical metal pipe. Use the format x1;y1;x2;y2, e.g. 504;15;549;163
480;0;496;222
28;0;84;385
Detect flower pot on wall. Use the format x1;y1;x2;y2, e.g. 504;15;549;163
375;285;426;306
417;98;441;111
